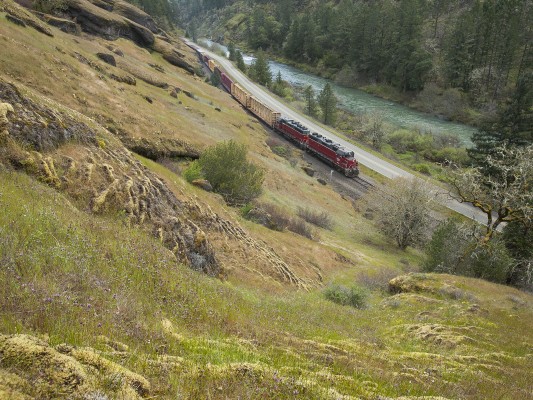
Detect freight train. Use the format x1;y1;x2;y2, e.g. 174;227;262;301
190;45;359;177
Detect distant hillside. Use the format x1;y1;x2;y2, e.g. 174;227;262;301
179;0;532;126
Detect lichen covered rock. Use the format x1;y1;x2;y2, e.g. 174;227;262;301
0;334;150;399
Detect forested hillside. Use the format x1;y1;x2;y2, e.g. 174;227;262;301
177;0;532;125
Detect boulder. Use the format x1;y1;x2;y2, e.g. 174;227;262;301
191;179;213;192
302;166;315;177
317;178;327;185
96;52;116;66
110;73;136;85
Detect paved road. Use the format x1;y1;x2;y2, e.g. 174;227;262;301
189;41;488;225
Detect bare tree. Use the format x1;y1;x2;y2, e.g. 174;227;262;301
448;144;533;242
362;177;434;250
363;112;386;149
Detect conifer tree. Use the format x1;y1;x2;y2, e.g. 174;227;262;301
236;50;246;72
228;42;236;61
318;83;337;125
304;85;318;117
250;51;272;86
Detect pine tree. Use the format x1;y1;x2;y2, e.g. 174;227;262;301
468;70;533;168
304;85;318;117
228;42;236;61
250;51;271;86
236;50;246;72
318;83;337;125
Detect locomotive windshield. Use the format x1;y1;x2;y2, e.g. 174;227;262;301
337;149;355;159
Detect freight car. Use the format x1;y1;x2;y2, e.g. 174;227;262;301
214;66;233;93
249;96;281;127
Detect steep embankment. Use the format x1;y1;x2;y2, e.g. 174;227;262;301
0;1;532;399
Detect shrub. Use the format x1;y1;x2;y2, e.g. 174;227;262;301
183;160;203;183
198;140;264;205
357;268;398;292
297;207;333;230
324;284;368;309
266;137;292;159
424;219;513;284
412;163;431;175
287;218;315;240
245;202;291;232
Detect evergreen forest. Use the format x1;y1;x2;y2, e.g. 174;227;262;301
175;0;532;126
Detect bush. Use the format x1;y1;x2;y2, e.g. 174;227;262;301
424;219;513;284
424;219;466;274
324;284;368;309
357;269;398;292
412;163;431;175
245;202;291;232
198;140;265;205
287;218;315;240
183;160;204;183
297;207;333;230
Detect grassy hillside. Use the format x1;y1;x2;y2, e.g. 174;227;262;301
1;1;532;399
1;171;532;399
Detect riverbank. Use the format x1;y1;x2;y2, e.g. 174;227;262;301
265;53;485;128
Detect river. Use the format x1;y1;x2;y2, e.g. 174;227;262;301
200;39;477;146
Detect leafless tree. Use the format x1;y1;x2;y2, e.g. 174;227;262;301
363;112;386;149
448;144;533;242
363;177;434;250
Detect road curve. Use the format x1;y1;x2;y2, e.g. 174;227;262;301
189;41;488;226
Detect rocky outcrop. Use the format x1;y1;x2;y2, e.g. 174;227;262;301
33;11;80;34
2;1;54;36
192;179;213;192
0;334;149;399
96;52;116;66
63;0;155;46
59;0;196;73
0;79;220;276
116;135;200;161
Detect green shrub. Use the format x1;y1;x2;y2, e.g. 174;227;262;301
424;219;513;284
183;160;204;183
324;284;368;309
198;140;264;205
431;147;469;166
412;163;431;175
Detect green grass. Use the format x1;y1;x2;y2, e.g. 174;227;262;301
1;171;532;399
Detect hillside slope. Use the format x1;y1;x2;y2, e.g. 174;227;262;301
0;1;532;399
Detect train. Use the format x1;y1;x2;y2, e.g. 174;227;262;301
189;45;359;177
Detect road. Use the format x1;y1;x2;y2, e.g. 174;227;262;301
188;41;489;226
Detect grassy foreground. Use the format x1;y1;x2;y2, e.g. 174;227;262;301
1;170;532;399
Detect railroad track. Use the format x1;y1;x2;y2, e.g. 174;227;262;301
351;176;374;190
